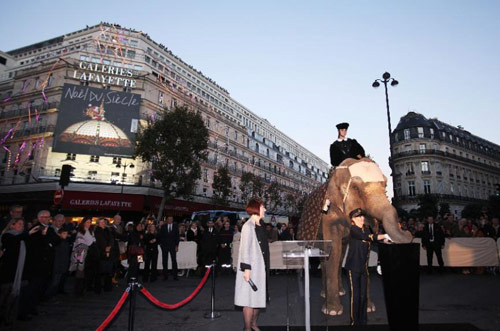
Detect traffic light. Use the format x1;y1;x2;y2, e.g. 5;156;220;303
496;183;500;196
59;164;74;187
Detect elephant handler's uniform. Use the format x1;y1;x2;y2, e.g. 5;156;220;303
329;137;365;167
345;219;376;326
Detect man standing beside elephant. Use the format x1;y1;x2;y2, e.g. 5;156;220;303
329;122;365;167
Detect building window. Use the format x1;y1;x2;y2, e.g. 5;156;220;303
419;144;426;153
424;180;431;194
408;181;416;197
111;172;120;183
417;127;424;138
450;183;454;194
87;171;97;180
158;91;164;105
203;169;208;183
112;157;121;165
430;128;434;139
90;155;99;163
66;153;76;161
406;162;414;175
421;161;430;174
404;129;410;140
127;50;136;59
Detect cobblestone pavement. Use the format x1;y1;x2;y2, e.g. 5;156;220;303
7;268;500;331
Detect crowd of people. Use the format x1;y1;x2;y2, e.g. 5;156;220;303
0;205;297;326
1;202;498;326
398;214;499;240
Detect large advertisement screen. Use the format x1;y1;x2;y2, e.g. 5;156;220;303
53;84;141;157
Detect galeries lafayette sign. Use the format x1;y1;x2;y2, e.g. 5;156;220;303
72;61;138;88
62;191;144;211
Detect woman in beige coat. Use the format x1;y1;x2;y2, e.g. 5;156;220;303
234;198;269;331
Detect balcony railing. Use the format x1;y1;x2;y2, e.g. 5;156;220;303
393;149;500;172
0;125;56;140
398;193;486;203
0;102;59;119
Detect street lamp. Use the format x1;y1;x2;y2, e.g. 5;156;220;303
117;161;135;214
372;72;399;203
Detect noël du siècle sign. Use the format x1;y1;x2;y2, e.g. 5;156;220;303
72;61;138;88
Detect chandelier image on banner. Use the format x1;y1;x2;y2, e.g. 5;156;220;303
58;99;132;148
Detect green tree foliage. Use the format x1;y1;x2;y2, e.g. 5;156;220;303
239;171;264;201
461;203;484;219
282;193;300;216
439;203;451;218
265;181;282;213
487;196;500;218
134;106;209;221
212;165;232;207
417;194;438;219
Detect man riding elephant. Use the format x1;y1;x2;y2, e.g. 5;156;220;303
330;122;365;167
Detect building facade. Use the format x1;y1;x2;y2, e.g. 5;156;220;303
0;23;329;218
392;112;500;216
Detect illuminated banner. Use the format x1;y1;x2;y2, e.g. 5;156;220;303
53;83;140;157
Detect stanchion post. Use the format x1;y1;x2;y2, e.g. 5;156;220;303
204;260;221;319
128;277;139;331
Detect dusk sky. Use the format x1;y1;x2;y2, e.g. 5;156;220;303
2;0;499;195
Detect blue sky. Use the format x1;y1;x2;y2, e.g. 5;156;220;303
1;0;499;194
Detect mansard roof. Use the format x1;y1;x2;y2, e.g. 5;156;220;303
394;111;500;156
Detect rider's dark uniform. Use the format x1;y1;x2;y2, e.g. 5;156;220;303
329;122;365;167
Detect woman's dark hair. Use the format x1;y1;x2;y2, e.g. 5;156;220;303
246;197;264;216
78;217;93;234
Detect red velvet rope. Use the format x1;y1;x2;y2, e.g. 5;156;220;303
95;288;130;331
140;266;211;309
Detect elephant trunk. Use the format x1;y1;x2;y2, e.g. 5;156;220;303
378;207;413;243
365;193;413;243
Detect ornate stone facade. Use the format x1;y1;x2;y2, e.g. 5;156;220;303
392;112;500;216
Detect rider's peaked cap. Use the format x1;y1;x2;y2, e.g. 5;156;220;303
336;122;349;130
349;208;365;219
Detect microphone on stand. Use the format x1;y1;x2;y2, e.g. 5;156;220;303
248;279;258;291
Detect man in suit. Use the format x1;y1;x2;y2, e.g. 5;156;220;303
20;210;60;319
159;216;179;280
329;122;365;167
200;220;219;269
421;216;445;273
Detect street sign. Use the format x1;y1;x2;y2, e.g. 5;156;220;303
54;188;64;205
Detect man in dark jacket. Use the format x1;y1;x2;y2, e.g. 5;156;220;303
159;216;179;280
200;220;219;268
421;216;445;273
329;122;365;167
20;210;60;319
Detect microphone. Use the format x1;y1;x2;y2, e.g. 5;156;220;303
248;279;258;291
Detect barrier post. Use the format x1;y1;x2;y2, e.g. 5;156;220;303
204;261;221;319
128;277;139;331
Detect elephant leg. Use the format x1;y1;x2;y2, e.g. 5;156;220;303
321;229;344;316
366;271;376;313
338;236;349;296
